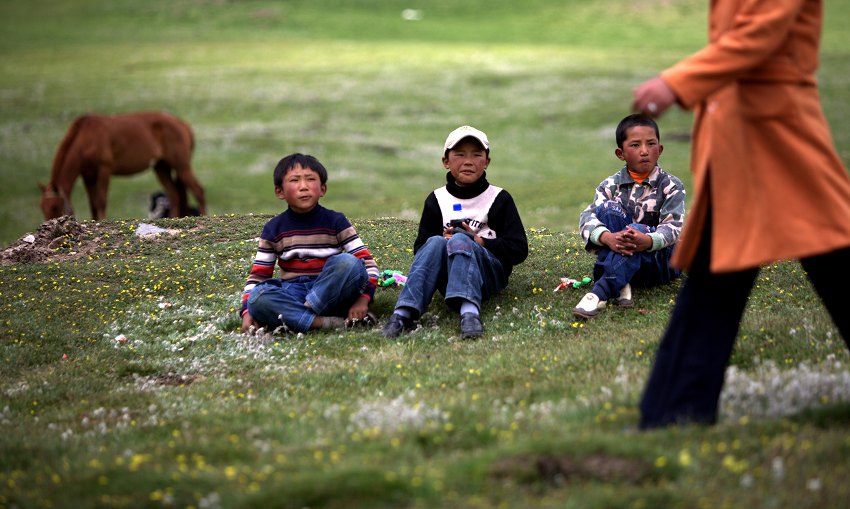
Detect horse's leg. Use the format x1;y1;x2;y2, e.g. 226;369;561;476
92;167;112;220
164;162;189;216
82;169;108;220
174;166;206;216
175;177;188;216
154;165;181;218
160;118;206;216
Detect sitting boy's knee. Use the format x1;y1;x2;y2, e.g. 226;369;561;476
596;200;628;217
426;235;448;246
247;292;271;315
325;252;361;272
447;233;475;254
421;235;449;252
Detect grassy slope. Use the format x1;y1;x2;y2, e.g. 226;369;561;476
0;0;705;246
2;1;850;508
1;214;848;509
2;1;848;247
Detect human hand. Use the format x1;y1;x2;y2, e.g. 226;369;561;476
445;222;483;246
600;230;641;256
241;311;259;333
632;76;677;117
621;227;652;253
346;295;371;322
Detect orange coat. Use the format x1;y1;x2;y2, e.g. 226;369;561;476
661;0;850;272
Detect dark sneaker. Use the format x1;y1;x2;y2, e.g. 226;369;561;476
381;313;414;339
460;312;484;339
612;284;634;308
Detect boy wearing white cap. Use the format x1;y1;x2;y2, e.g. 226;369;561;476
382;125;528;339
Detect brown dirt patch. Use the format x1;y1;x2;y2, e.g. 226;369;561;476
0;215;191;265
0;216;97;265
152;373;204;386
491;452;652;485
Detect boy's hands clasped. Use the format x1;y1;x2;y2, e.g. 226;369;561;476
599;227;652;256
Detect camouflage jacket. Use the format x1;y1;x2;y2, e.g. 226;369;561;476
579;165;685;253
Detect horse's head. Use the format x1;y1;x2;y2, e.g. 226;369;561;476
39;183;73;220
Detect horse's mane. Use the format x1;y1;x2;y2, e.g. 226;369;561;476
48;115;90;187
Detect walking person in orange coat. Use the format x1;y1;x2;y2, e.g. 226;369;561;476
631;0;850;428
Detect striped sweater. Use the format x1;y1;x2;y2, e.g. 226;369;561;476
240;204;379;315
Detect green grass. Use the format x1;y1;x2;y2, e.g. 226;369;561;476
0;0;707;246
2;1;850;508
1;215;849;508
3;1;849;247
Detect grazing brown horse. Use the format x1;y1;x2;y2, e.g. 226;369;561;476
39;111;206;220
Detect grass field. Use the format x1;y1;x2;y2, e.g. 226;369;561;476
2;1;850;247
2;1;850;508
0;0;709;247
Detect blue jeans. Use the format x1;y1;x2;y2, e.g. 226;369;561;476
394;234;508;317
247;253;368;332
591;201;679;301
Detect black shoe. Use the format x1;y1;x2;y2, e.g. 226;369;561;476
460;312;484;339
381;313;414;338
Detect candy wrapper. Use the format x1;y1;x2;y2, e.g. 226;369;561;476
378;270;407;287
553;276;592;292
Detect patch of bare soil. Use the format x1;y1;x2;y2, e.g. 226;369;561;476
1;216;105;265
152;373;203;386
491;453;652;485
1;215;223;266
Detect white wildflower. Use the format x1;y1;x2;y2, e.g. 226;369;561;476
720;357;850;421
349;392;446;434
771;456;785;481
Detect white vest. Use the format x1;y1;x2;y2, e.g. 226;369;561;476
433;185;503;240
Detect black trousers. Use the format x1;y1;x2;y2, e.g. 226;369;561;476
639;213;850;429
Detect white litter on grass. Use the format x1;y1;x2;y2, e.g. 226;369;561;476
401;9;423;21
135;223;168;237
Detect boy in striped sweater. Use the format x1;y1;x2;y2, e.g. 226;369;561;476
381;126;528;339
240;153;379;333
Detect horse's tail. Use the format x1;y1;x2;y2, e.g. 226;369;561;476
181;116;195;154
48;115;89;187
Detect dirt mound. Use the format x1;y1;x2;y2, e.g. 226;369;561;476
1;216;94;265
491;452;652;485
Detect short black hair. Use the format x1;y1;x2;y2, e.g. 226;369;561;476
273;153;328;187
615;114;660;148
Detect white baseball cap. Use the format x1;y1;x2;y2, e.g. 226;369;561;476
443;125;490;154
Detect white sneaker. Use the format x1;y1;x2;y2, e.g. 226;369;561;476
573;292;606;319
614;284;633;308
